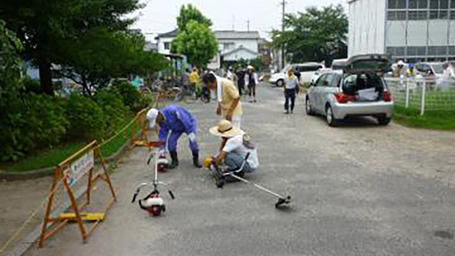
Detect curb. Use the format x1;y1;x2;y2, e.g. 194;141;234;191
0;139;131;181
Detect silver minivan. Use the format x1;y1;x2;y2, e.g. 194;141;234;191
305;55;394;127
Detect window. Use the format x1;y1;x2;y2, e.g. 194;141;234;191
223;43;235;51
452;0;455;8
449;46;455;55
430;0;439;9
388;11;397;20
440;0;449;9
164;42;171;50
409;0;418;9
419;0;428;8
397;0;406;8
452;11;455;19
388;0;398;9
315;74;327;87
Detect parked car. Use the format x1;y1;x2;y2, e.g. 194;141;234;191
415;62;445;79
269;62;324;87
331;58;348;70
310;68;332;86
305;54;394;127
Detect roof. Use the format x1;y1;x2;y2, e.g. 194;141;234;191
215;30;260;40
222;45;258;57
155;29;178;39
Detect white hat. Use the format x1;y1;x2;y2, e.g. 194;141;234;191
146;108;159;129
397;60;405;66
209;120;244;138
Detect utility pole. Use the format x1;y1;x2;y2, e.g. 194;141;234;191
246;19;250;31
280;0;287;69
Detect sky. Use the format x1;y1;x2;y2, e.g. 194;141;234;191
131;0;347;41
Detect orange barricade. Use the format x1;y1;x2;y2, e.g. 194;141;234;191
39;141;117;247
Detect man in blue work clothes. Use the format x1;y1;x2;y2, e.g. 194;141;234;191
146;105;202;169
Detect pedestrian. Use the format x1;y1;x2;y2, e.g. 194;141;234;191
283;69;299;114
208;119;259;180
146;105;202;169
202;72;243;128
189;67;199;91
438;61;455;91
181;68;190;89
236;67;245;96
244;65;259;102
392;60;406;78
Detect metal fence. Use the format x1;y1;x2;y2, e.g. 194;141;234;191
385;77;455;115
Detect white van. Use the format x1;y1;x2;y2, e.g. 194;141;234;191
269;62;324;87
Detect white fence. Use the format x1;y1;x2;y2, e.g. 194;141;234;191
385;77;455;115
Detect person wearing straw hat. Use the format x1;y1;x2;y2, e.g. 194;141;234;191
202;72;243;128
245;65;259;102
146;105;202;169
208;120;259;177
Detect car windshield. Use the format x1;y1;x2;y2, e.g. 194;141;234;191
430;63;444;74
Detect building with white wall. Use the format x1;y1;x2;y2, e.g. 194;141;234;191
349;0;455;61
155;29;260;67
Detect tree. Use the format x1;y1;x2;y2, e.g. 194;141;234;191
58;29;168;95
171;5;217;68
0;0;142;95
271;4;348;65
177;4;212;30
171;20;218;68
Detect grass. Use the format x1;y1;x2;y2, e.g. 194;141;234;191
394;105;455;130
0;116;140;173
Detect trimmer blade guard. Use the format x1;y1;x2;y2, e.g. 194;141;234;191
275;196;292;209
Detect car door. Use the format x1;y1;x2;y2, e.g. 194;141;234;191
311;74;328;114
317;73;339;112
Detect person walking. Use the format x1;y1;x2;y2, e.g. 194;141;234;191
283;69;299;114
202;72;243;128
236;67;245;96
244;65;258;102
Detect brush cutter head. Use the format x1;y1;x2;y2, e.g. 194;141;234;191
275;196;291;209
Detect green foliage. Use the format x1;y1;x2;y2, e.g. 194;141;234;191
271;4;348;65
177;4;212;30
171;20;218;68
111;81;148;112
93;88;131;136
0;94;69;161
0;0;143;94
59;29;168;95
64;94;106;140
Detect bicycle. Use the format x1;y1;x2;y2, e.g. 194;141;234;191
142;79;183;102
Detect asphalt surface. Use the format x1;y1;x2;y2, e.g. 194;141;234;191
24;84;455;256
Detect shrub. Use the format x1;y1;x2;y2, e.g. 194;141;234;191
93;88;130;136
111;80;148;112
64;94;106;140
0;93;69;161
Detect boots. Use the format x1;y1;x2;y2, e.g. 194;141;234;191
192;151;202;168
168;151;179;169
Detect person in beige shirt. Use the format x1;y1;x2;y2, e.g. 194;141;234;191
203;72;242;128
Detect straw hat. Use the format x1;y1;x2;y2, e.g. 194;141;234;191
209;120;244;138
247;65;254;70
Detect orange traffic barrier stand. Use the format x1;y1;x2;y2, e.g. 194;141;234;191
39;140;117;247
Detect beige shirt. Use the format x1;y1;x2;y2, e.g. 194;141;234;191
220;78;242;116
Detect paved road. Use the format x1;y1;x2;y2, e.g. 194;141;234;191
25;84;455;256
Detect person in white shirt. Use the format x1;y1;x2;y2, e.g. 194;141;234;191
209;120;259;177
283;69;299;114
438;61;455;91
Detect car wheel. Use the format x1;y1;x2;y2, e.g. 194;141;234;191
305;97;314;115
377;116;391;126
325;105;338;127
276;79;284;87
